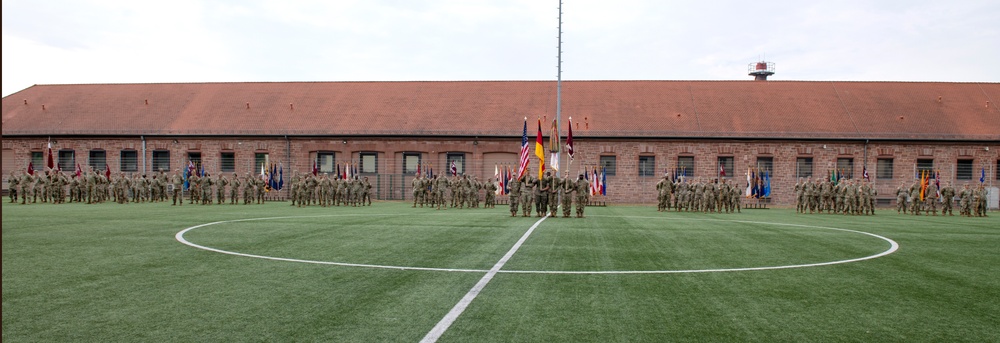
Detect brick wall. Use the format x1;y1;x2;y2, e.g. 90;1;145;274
3;136;998;206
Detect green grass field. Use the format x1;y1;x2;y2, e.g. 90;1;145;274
3;201;999;342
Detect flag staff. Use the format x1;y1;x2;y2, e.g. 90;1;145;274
555;0;563;178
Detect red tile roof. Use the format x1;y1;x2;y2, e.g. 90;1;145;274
3;80;998;140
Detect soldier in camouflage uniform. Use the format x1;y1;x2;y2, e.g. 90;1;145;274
435;175;449;210
909;181;923;215
561;175;574;217
362;176;373;206
507;175;522;216
485;178;497;208
895;181;908;214
522;174;536;217
575;174;590;218
924;183;938;216
940;182;955;216
548;174;560;217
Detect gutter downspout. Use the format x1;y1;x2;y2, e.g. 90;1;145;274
141;136;147;174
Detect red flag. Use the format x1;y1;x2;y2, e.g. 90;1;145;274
719;163;726;177
417;164;422;177
75;163;82;178
27;162;35;175
46;142;55;170
312;161;318;176
450;160;457;176
566;117;574;160
535;118;545;179
105;163;111;180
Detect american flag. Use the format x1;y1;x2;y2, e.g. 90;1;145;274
516;118;530;180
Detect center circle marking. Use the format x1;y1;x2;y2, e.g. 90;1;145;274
175;213;899;274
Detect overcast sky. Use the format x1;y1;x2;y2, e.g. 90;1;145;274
3;0;998;97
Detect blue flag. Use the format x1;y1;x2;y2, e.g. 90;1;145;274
981;168;986;183
278;165;284;190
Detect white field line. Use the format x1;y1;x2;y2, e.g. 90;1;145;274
176;214;899;275
419;215;549;343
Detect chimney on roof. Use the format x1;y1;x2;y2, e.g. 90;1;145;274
748;61;775;81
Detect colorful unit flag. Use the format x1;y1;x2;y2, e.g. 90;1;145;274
27;162;34;175
46;142;54;170
451;160;457;176
566;117;574;160
549;118;560;172
535;118;545;179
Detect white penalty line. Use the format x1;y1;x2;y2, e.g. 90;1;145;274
419;215;549;343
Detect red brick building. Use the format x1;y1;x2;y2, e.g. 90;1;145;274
3;81;999;205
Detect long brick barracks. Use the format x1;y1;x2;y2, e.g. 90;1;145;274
3;79;999;206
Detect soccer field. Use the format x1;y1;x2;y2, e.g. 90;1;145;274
3;201;999;342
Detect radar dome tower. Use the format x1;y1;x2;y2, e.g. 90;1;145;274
748;61;775;81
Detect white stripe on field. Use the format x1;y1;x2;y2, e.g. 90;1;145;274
419;215;548;343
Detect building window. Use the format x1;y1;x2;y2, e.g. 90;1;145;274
956;159;973;180
717;156;734;178
599;156;616;176
796;157;813;178
88;150;107;171
220;152;235;172
403;153;421;174
152;150;170;172
317;151;335;174
31;152;44;172
447;153;466;175
58;150;75;171
677;156;695;177
756;157;774;175
120;150;138;172
254;153;268;174
916;159;934;178
876;158;893;179
638;156;656;177
360;152;377;174
836;158;854;179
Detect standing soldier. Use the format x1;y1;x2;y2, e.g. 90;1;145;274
561;174;574;218
548;174;560;217
522;174;536;217
229;173;240;204
216;173;228;205
485;178;497;209
940;181;955;216
434;175;448;210
974;184;987;217
536;172;551;216
895;181;908;214
924;184;938;216
575;173;590;218
412;174;424;207
8;171;20;203
508;175;522;216
171;170;184;206
362;176;373;206
909;181;922;215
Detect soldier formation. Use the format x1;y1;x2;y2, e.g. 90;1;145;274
654;176;743;213
409;174;493;210
794;178;877;215
6;169;282;206
8;168;991;218
894;180;989;217
506;171;590;218
286;172;373;207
